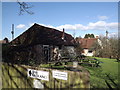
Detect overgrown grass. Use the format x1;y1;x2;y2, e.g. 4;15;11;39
82;57;119;88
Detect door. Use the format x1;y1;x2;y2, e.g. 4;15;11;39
43;45;50;63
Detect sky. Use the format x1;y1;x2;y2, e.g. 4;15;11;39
2;2;118;41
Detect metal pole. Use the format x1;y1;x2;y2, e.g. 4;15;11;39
106;30;108;57
11;24;14;40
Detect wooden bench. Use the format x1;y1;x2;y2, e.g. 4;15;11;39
78;58;100;67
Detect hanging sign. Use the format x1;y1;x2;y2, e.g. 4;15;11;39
28;69;49;81
52;70;68;80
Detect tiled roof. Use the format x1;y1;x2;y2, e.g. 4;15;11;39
11;23;75;46
76;38;97;49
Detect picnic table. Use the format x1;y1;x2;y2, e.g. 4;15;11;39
78;58;100;67
48;56;100;67
48;57;71;66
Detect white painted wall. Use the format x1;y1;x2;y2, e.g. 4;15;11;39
81;39;102;56
81;49;94;56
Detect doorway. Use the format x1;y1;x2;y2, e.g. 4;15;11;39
43;45;50;63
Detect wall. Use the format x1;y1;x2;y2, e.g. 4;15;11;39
82;49;93;56
8;44;53;65
2;63;90;89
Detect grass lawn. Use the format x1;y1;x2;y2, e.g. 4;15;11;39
81;57;119;88
96;57;118;75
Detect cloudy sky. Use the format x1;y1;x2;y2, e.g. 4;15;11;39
2;2;118;40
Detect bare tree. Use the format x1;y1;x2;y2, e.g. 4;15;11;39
17;0;34;15
92;35;118;59
108;36;118;59
74;42;83;57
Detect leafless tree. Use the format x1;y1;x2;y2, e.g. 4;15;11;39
17;0;34;15
92;35;118;59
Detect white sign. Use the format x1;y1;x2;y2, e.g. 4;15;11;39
52;70;68;80
28;69;49;81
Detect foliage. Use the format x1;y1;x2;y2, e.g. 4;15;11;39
28;58;36;66
84;34;95;38
60;46;70;57
74;42;83;57
60;46;76;59
2;43;12;62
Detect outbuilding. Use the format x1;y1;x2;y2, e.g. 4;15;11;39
9;23;76;65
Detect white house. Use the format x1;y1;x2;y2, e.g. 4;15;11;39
76;36;100;56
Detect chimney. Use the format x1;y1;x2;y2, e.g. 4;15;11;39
62;28;65;40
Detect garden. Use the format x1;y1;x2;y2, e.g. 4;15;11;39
39;56;119;88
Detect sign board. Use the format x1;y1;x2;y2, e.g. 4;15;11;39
52;70;68;80
28;69;49;81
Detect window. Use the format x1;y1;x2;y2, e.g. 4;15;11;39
88;50;92;53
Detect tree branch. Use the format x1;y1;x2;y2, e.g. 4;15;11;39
17;0;34;15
